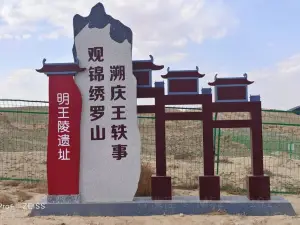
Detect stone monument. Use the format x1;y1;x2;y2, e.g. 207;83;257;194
73;2;141;203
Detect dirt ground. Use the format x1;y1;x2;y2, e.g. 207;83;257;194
1;151;300;193
0;181;300;225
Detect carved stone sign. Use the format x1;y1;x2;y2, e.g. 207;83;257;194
73;3;141;203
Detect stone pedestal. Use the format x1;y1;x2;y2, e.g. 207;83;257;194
151;176;172;200
199;175;220;200
47;195;80;203
247;175;270;200
30;195;296;217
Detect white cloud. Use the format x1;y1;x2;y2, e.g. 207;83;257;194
249;54;300;110
38;31;60;40
0;33;31;40
22;33;31;39
0;0;239;103
172;38;188;47
277;54;300;74
0;33;13;39
0;0;238;59
156;53;188;65
0;68;48;101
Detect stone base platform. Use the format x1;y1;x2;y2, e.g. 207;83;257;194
29;195;296;217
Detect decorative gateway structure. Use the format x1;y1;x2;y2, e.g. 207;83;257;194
161;66;205;95
133;55;164;88
30;1;296;218
208;73;254;102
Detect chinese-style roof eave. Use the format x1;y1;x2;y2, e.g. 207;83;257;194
208;73;254;86
36;58;86;74
161;66;205;79
132;55;164;71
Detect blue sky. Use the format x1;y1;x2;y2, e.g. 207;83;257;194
0;0;299;110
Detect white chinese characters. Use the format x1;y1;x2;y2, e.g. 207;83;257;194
57;93;71;161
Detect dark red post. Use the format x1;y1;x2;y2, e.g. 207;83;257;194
199;93;220;200
247;100;270;200
151;82;172;200
155;87;166;176
133;57;171;200
202;94;214;176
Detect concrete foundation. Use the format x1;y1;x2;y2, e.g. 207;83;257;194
29;195;296;217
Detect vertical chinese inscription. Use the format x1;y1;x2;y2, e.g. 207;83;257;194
87;46;128;160
88;47;106;142
57;93;71;161
110;66;128;160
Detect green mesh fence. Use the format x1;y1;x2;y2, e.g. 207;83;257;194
0;99;48;182
214;110;300;194
0;99;300;194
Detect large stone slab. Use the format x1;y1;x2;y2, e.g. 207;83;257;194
73;3;141;203
29;195;296;216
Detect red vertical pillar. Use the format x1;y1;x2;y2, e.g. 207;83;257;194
36;60;85;195
247;101;270;200
155;88;166;177
202;94;214;176
199;94;220;200
151;82;172;200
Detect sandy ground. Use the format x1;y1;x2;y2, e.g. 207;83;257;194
2;151;300;192
1;182;300;225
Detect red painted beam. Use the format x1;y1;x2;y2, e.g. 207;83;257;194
164;95;209;105
212;102;260;113
137;88;161;98
137;105;155;113
165;112;203;120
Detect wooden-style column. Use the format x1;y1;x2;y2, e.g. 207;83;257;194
199;89;220;200
151;81;172;200
247;97;270;200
